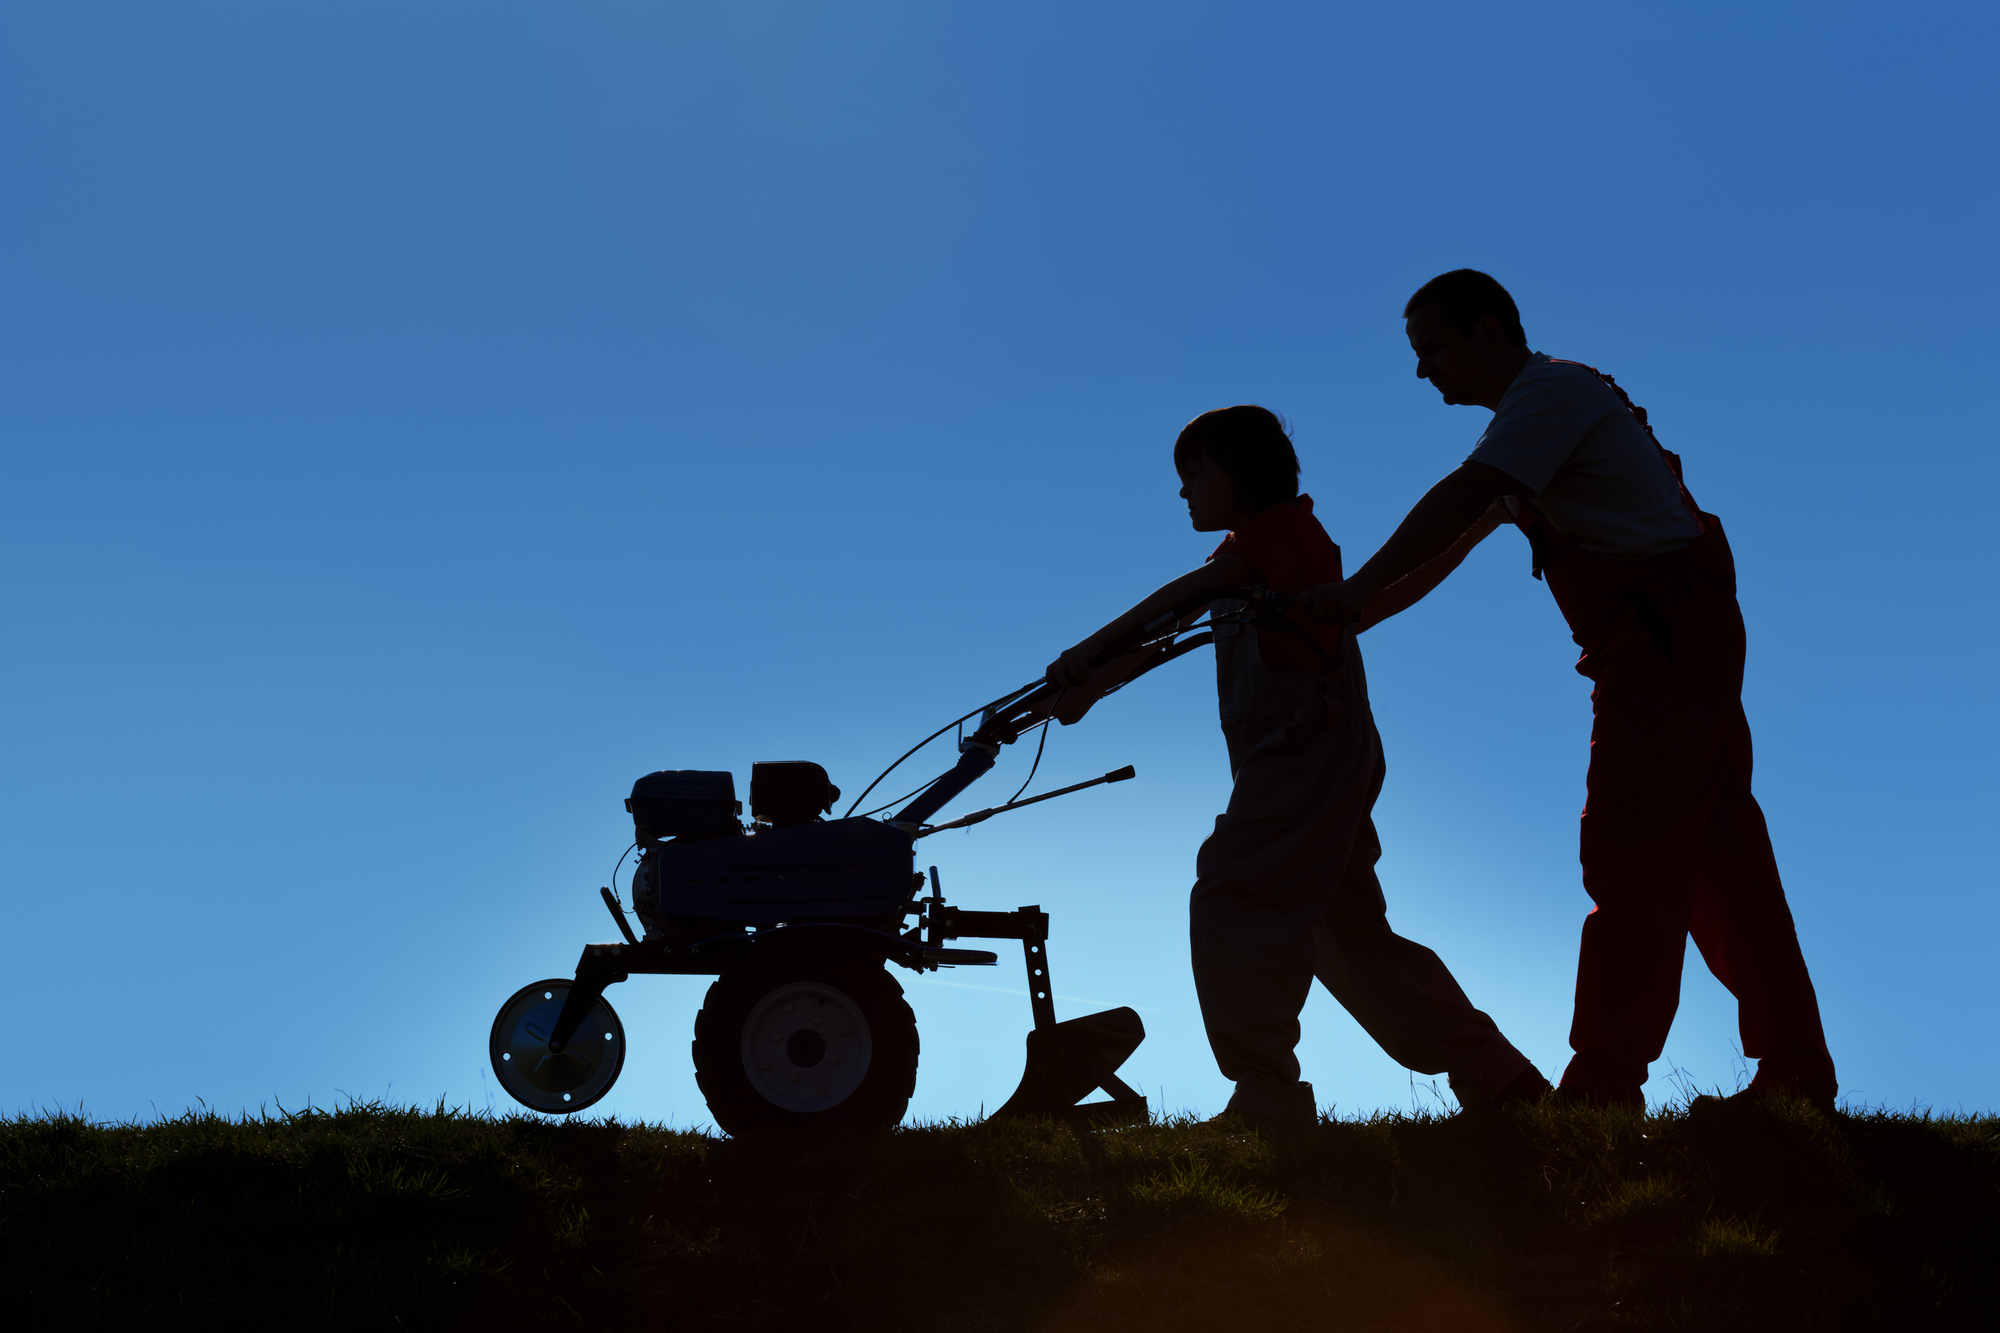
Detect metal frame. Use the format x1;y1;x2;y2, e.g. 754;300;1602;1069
536;867;1146;1125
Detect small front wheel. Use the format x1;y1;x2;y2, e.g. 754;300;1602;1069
490;979;626;1114
692;940;919;1135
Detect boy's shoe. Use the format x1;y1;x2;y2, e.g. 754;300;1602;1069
1490;1065;1554;1106
1552;1083;1645;1111
1205;1108;1312;1135
1213;1078;1317;1127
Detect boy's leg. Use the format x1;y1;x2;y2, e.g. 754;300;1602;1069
1188;918;1321;1121
1189;703;1380;1123
1311;814;1533;1105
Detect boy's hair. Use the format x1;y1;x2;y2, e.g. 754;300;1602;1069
1174;405;1300;513
1404;269;1528;347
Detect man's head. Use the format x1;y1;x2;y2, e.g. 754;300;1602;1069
1403;269;1530;410
1174;405;1299;532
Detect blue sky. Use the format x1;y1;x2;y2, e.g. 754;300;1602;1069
3;1;1994;1126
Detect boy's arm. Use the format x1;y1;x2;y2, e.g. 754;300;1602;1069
1024;604;1212;727
1355;500;1507;631
1046;551;1256;690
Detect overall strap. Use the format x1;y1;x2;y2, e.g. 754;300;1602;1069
1544;358;1713;535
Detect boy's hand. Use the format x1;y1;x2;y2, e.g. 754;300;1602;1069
1052;688;1100;726
1046;643;1098;690
1044;552;1251;695
1297;579;1371;626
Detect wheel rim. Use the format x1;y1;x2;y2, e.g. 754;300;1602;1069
738;980;873;1112
490;981;624;1113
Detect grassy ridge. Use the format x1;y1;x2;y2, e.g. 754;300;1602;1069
5;1099;1997;1330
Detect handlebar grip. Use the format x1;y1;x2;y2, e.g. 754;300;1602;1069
1084;642;1139;670
1088;586;1298;667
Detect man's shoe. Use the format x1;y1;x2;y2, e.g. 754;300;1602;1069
1690;1087;1835;1117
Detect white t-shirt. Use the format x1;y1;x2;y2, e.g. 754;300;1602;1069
1469;353;1702;559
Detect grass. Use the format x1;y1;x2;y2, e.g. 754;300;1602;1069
4;1097;1997;1330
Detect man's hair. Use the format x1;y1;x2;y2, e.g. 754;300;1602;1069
1404;269;1527;347
1173;405;1300;513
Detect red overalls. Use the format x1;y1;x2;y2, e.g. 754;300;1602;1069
1514;365;1837;1107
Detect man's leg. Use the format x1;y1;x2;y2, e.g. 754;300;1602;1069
1688;710;1837;1102
1311;815;1533;1105
1561;653;1726;1107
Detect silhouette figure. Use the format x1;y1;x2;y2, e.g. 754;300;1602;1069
1298;270;1837;1110
1048;406;1549;1123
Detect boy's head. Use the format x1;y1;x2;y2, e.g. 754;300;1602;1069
1174;405;1300;532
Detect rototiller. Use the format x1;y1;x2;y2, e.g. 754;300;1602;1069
486;586;1321;1133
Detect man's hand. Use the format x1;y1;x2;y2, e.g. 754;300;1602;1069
1296;579;1372;626
1332;462;1516;615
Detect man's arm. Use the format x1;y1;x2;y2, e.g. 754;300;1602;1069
1355;499;1507;631
1046;551;1256;690
1297;462;1518;626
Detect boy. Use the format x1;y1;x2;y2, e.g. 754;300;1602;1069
1047;406;1546;1123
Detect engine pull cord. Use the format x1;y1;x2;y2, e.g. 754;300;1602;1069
608;840;637;907
599;841;642;946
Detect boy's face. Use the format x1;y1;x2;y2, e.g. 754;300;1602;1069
1178;450;1247;533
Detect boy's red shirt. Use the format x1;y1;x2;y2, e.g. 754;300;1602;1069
1208;493;1347;673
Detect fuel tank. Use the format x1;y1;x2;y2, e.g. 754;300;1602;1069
635;817;917;930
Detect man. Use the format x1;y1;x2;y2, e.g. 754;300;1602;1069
1299;269;1836;1109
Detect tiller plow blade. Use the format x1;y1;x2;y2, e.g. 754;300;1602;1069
993;1005;1147;1126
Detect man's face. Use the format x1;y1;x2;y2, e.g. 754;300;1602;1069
1405;303;1525;409
1405;304;1483;405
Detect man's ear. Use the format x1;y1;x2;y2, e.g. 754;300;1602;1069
1473;311;1511;347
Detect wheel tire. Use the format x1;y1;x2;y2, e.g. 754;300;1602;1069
489;978;626;1114
692;938;919;1135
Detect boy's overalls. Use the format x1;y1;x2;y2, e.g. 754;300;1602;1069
1190;601;1533;1121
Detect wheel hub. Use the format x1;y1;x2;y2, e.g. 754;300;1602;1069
739;981;873;1111
785;1028;827;1067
